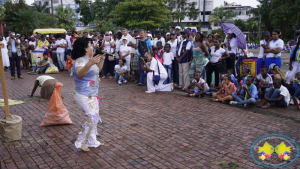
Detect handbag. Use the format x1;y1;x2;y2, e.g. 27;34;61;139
153;58;161;85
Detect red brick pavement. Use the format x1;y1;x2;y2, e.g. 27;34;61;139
0;70;300;169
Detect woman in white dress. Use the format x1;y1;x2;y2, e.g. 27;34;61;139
0;35;10;70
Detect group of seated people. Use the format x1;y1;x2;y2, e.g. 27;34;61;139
185;64;299;110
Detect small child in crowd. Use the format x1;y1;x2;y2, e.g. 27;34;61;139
114;59;128;85
154;41;163;64
230;76;258;108
163;43;174;84
184;72;209;97
254;66;273;99
212;75;237;102
226;68;238;87
261;79;290;109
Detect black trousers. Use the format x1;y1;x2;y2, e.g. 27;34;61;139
206;62;221;88
172;58;179;84
226;54;236;76
9;53;21;77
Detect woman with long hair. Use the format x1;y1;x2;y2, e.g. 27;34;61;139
189;32;209;82
263;29;284;69
71;38;105;151
286;30;300;83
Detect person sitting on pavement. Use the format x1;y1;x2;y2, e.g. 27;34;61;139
30;53;52;74
261;79;290;109
184;71;209;97
287;72;300;109
212;74;237;103
254;66;273;99
28;75;58;100
114;58;128;85
230;76;258;108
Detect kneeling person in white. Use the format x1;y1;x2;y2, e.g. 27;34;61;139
141;53;172;93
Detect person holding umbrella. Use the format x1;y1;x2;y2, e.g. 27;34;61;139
224;30;237;76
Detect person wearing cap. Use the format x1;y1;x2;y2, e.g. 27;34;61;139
177;29;192;89
134;29;153;86
120;37;131;74
165;32;171;42
7;31;22;80
127;28;140;83
37;34;50;53
286;30;300;83
175;26;182;41
147;34;153;45
257;31;271;75
169;31;179;85
29;36;37;49
153;31;165;48
190;29;196;39
224;30;237;76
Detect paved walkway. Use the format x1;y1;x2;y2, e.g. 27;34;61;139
0;49;300;169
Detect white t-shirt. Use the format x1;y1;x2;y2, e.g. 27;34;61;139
121;34;133;44
255;74;273;86
279;85;290;106
115;65;128;72
168;39;178;58
36;75;55;86
153;37;166;48
55;39;67;53
104;41;114;53
177;35;182;41
258;40;267;58
29;41;36;49
120;44;130;57
163;52;174;65
149;58;167;76
178;39;191;56
227;37;237;54
66;35;72;50
88;34;93;38
210;46;226;63
266;39;284;58
194;78;209;91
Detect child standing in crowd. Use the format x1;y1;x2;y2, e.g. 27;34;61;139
154;41;163;64
230;76;258;108
184;72;209;97
254;66;273;99
163;43;173;84
226;68;238;87
114;59;128;85
212;75;237;102
261;79;290;109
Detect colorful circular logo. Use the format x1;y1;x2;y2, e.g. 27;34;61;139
251;134;299;168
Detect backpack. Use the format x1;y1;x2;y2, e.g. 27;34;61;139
138;39;149;56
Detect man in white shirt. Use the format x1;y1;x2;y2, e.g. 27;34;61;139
140;52;172;93
7;32;22;80
88;31;94;38
262;79;290;108
55;34;67;71
121;28;133;44
153;31;165;48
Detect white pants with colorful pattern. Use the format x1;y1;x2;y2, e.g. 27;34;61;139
74;92;102;149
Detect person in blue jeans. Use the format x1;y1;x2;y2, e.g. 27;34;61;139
163;44;173;84
114;59;128;85
135;29;153;86
261;79;290;109
31;53;51;74
230;76;258;108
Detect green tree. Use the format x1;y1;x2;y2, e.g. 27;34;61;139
110;0;171;30
33;1;50;13
256;0;272;32
234;19;247;31
75;0;93;25
55;5;76;30
12;9;39;35
208;6;235;26
168;0;200;24
0;5;5;19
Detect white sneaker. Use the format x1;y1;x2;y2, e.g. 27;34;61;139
290;99;294;105
171;83;174;91
118;81;122;85
229;101;238;106
123;80;127;83
145;91;155;94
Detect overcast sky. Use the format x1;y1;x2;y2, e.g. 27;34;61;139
26;0;260;8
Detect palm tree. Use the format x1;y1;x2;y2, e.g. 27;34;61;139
55;5;76;30
208;6;235;26
33;1;50;13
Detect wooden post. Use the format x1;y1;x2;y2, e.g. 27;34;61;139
0;42;10;116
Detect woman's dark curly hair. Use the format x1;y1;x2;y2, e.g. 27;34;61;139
71;38;92;60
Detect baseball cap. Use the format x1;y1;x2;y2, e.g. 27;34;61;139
175;26;181;30
134;28;139;32
41;34;46;38
191;29;196;33
122;37;128;41
170;31;176;35
180;29;188;34
109;31;112;34
147;34;152;37
16;34;20;36
166;32;170;36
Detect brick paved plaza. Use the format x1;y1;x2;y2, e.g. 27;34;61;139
1;50;300;169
